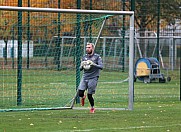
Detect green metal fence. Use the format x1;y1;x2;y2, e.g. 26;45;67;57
0;0;180;111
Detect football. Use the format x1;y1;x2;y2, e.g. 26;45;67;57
83;60;91;70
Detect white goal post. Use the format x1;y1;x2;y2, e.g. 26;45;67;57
0;6;134;110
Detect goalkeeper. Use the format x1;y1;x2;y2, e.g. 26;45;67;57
78;42;103;113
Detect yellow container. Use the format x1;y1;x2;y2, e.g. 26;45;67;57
136;62;150;76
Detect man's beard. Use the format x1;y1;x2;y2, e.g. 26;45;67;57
87;50;92;55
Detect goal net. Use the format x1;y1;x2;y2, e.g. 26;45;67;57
0;6;134;112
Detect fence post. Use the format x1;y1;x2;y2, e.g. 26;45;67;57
17;0;22;106
156;0;160;61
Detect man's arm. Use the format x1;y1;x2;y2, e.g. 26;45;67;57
90;56;103;70
95;56;103;70
80;58;84;71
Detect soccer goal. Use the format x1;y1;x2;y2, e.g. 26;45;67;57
0;6;134;112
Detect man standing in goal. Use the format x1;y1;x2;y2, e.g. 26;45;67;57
78;42;103;113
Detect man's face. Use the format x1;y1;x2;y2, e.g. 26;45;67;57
86;44;94;55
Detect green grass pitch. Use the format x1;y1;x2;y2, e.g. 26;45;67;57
0;69;180;132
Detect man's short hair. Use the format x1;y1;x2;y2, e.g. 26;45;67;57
87;42;95;49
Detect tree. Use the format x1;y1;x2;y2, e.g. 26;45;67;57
131;0;181;32
125;0;181;57
161;0;181;24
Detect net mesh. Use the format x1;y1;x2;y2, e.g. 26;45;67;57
0;8;131;111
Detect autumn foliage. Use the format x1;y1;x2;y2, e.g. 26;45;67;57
0;0;122;40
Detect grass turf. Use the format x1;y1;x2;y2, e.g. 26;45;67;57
0;69;180;131
0;101;181;132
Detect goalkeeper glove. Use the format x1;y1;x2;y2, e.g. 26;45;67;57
81;61;84;66
80;61;85;68
87;60;96;66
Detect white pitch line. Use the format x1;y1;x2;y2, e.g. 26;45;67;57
100;78;129;84
64;124;181;132
50;83;67;85
52;124;181;132
73;107;127;111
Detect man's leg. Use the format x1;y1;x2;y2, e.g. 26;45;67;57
87;78;98;113
79;90;86;106
87;94;94;107
78;90;84;98
78;79;87;106
88;94;95;113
